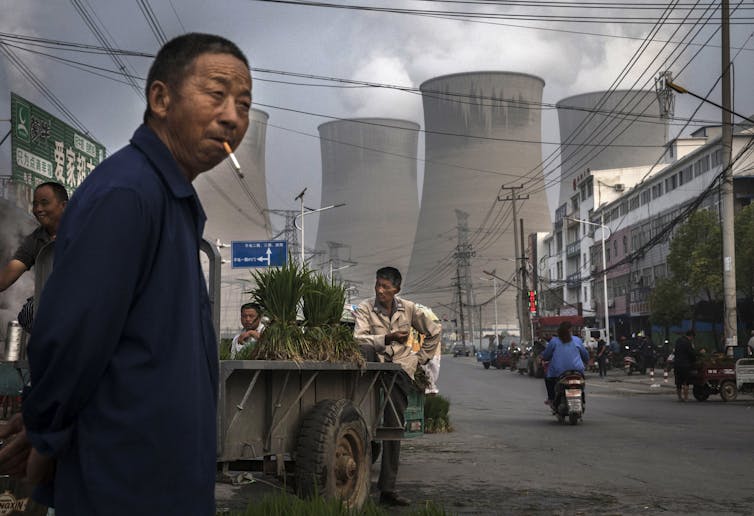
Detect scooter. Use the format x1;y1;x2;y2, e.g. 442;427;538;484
623;355;641;375
552;370;586;425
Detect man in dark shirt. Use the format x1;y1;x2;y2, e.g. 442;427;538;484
673;329;696;402
0;182;67;293
0;33;251;515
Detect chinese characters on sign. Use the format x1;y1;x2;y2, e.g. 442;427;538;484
231;241;288;268
10;92;106;193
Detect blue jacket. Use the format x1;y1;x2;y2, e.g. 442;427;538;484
541;335;589;378
23;125;218;515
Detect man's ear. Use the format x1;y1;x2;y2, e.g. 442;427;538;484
147;80;171;120
395;285;401;295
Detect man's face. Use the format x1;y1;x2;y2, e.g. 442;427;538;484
32;186;66;234
375;277;399;309
241;308;260;330
160;52;252;180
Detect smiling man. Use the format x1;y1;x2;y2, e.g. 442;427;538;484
0;182;67;293
0;33;251;515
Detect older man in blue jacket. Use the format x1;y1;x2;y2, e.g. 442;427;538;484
0;33;251;515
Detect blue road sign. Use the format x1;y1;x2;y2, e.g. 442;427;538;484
231;240;287;268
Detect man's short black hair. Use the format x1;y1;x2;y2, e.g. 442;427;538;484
241;302;261;314
143;33;249;123
686;329;696;337
376;267;402;289
36;181;68;203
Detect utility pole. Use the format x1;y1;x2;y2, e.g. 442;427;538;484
454;210;476;348
499;185;528;339
454;266;467;349
720;0;738;349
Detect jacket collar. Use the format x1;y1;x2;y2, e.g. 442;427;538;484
130;124;207;234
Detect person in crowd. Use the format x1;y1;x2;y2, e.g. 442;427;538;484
673;329;696;402
0;182;68;293
596;338;608;378
540;321;589;407
0;33;252;515
230;302;265;358
354;267;441;507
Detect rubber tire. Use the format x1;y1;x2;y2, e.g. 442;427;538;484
295;399;370;509
483;362;490;369
692;384;710;401
568;413;579;425
720;380;738;402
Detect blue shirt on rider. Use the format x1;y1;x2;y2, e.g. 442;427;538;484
541;336;589;378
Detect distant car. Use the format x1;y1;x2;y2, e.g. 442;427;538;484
452;344;471;357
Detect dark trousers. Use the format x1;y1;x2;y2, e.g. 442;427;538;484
379;372;410;493
598;356;608;377
545;376;557;401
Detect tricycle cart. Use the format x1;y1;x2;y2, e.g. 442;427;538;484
691;358;736;402
717;358;754;402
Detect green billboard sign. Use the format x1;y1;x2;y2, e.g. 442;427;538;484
10;92;106;192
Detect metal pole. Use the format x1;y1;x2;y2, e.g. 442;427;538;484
600;212;610;347
721;0;738;350
300;198;305;265
511;196;522;337
493;276;499;347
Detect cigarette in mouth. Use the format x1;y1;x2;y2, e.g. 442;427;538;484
223;141;244;178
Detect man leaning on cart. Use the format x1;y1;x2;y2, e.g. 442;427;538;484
353;266;441;507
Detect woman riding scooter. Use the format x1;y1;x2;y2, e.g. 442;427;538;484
541;321;589;408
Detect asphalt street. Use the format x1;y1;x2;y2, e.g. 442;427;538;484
395;356;754;515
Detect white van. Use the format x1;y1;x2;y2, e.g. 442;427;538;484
581;327;607;350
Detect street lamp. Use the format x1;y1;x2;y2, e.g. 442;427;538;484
293;188;345;265
566;215;611;347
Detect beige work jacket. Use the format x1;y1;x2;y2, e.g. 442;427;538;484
354;297;442;378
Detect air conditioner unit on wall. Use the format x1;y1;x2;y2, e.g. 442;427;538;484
613;184;625;192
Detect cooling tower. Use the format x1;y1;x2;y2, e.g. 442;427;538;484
555;90;666;206
194;108;271;334
405;72;550;334
314;119;420;299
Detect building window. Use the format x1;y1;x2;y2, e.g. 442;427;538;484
572;195;579;212
613;240;618;256
557;261;563;280
629;196;640;211
640;189;650;205
623;235;628;254
584;286;589;303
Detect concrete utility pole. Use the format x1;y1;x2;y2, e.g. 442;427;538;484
454;210;476;347
499;185;528;338
720;0;738;349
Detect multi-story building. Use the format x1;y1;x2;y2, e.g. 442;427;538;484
540;123;754;341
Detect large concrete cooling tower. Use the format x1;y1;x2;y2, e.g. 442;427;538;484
555;90;666;206
314;119;420;299
405;72;550;334
194;108;271;334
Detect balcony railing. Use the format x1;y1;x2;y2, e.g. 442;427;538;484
566;241;580;257
566;271;581;287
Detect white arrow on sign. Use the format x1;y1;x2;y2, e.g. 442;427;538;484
255;246;272;266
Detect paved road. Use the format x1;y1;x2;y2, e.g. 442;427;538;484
395;356;754;515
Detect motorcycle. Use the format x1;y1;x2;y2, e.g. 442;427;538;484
623;354;640;375
552;370;586;425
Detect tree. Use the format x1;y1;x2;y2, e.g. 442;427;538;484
735;203;754;301
667;210;723;304
666;210;723;345
649;277;689;341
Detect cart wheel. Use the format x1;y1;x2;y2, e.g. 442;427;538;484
720;380;738;402
295;399;370;509
692;384;710;402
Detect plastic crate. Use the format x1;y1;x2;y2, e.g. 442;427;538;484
403;387;425;438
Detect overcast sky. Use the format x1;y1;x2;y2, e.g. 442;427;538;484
1;0;753;242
